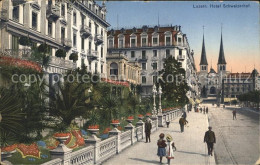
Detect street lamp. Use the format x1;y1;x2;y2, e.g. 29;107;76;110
152;84;157;116
158;85;162;115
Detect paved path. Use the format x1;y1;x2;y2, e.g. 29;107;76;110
103;111;216;165
207;104;259;165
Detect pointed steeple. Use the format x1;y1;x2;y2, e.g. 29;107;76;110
218;30;226;64
200;33;208;65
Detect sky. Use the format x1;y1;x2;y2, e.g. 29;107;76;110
99;1;259;73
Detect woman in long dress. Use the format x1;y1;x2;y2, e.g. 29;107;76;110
166;134;175;164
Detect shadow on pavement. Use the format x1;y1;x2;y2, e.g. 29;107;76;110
129;158;159;164
176;150;207;157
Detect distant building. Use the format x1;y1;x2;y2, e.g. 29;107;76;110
106;52;141;85
107;25;198;98
222;69;259;101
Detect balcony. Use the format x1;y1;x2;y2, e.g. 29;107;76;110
49;56;76;70
3;49;32;60
60;38;72;49
87;50;99;61
138;56;148;62
177;55;185;61
80;25;91;38
95;34;103;45
0;9;8;22
47;5;60;21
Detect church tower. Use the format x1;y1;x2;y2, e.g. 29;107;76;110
199;33;208;73
217;30;227;75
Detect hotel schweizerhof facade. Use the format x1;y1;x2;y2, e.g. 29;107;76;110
0;0;199;101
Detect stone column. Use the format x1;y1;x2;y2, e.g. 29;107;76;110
109;126;121;153
125;122;135;145
50;139;72;165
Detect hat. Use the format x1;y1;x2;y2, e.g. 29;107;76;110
208;126;212;129
166;134;173;142
159;133;165;138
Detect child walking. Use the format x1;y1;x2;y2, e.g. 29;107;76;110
157;133;167;163
166;134;175;164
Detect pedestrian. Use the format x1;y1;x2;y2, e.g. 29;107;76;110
206;107;208;114
157;133;167;163
165;134;175;164
179;117;188;133
203;107;205;114
145;119;152;143
182;111;187;120
200;107;202;113
166;120;170;128
204;126;216;156
232;110;237;120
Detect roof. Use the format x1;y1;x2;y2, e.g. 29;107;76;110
217;33;227;64
199;34;208;65
209;68;216;74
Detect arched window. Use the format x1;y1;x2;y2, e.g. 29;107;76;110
110;63;118;75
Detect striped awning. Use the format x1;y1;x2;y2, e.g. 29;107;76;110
189;98;195;105
224;98;237;102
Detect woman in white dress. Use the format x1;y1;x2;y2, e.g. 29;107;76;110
165;134;175;164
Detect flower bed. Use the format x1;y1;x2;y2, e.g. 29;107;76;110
16;143;40;159
101;78;129;87
146;113;151;116
138;114;144;118
127;116;134;120
53;133;70;137
103;127;112;134
88;125;99;129
0;56;42;72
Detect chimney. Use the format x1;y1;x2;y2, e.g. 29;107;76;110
179;25;181;31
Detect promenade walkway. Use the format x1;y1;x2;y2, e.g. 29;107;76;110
103;111;216;165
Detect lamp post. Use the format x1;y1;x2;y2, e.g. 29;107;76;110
158;85;162;115
152;84;157;116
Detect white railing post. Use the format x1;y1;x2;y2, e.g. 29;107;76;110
151;116;158;130
49;143;72;165
109;128;121;154
125;123;135;145
84;134;101;164
136;120;144;139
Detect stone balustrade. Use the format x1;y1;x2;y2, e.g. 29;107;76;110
41;108;183;165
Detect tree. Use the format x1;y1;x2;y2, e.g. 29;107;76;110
69;53;78;62
55;49;66;58
158;56;189;106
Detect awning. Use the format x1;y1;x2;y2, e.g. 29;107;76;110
224;98;237;102
195;99;201;104
189;98;195;105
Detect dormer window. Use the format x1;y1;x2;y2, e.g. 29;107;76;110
108;39;113;48
165;36;171;46
142;37;147;47
153;37;158;45
118;35;124;48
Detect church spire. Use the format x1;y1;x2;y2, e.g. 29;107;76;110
218;27;226;64
200;28;208;65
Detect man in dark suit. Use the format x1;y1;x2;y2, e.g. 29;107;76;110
204;126;216;156
145;119;152;143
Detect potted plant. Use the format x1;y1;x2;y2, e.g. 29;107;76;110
19;36;31;46
38;43;48;53
126;116;134;123
69;52;78;62
53;132;70;144
146;113;151;117
87;125;99;135
111;119;120;128
138;114;144;120
55;49;66;58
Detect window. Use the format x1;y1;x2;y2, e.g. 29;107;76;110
131;51;135;58
178;37;182;43
223;65;226;71
101;29;103;36
119;39;123;48
89;22;92;29
110;63;118;75
153;50;157;57
61;27;65;41
131;38;136;47
142;76;146;84
73;33;77;47
12;6;19;21
95;25;98;34
101;65;103;73
142;38;147;46
108;39;113;48
81;16;85;25
81;37;84;50
142;63;146;70
32;12;37;30
73;12;76;25
153;37;158;45
89;3;91;10
81;58;85;68
95;63;97;73
48;21;52;36
166;37;171;45
166;49;170;58
179;49;182;55
153;76;158;84
101;47;103;58
12;35;19;51
61;4;65;17
142;50;146;59
152;63;157;70
89;41;91;50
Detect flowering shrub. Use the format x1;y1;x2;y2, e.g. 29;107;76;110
17;143;40;158
88;125;99;129
111;119;120;123
1;144;17;152
0;56;42;72
53;133;70;137
127;116;134;120
72;130;85;146
117;126;123;131
103;127;112;134
138;114;144;118
101;78;129;87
